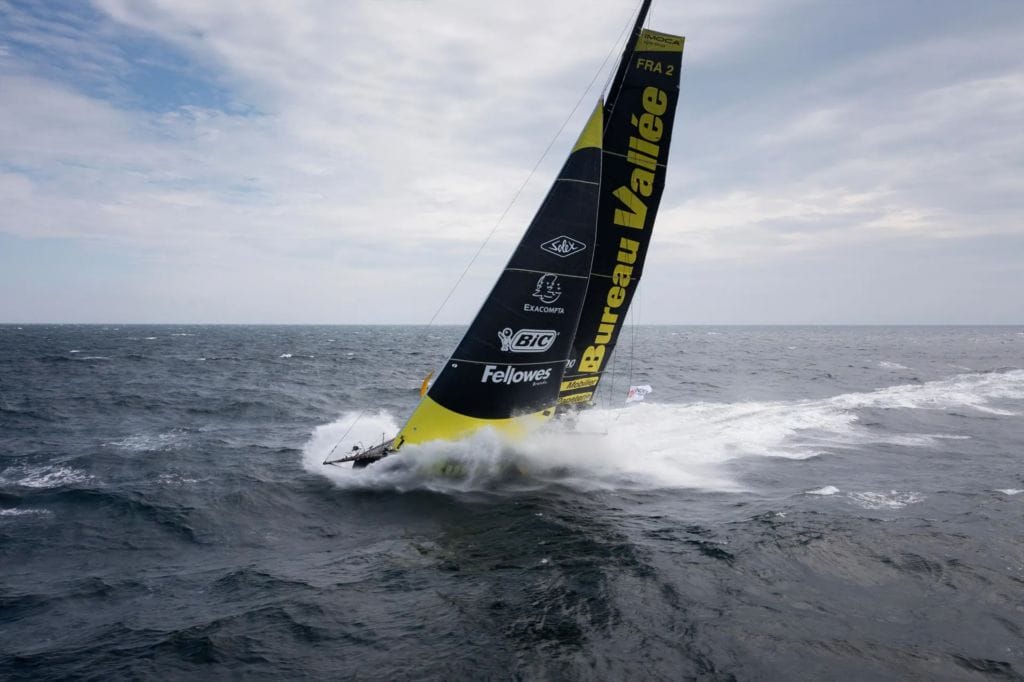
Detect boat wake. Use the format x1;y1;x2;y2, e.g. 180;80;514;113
301;370;1024;493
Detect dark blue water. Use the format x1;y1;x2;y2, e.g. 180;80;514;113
2;325;1023;679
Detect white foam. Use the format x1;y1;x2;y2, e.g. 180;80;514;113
280;353;293;358
830;369;1024;416
848;490;925;509
0;508;52;518
807;485;840;495
69;349;81;353
996;489;1022;496
303;370;1024;494
879;361;909;370
144;337;157;340
104;433;183;452
157;473;200;485
0;466;91;489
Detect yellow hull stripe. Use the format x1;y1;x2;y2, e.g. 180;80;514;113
395;396;554;450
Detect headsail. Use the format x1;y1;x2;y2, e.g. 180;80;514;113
559;26;684;407
393;102;604;448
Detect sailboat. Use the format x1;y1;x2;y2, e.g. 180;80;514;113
327;0;683;468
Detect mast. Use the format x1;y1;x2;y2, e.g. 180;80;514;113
604;0;653;125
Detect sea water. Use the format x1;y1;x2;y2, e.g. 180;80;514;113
1;325;1022;678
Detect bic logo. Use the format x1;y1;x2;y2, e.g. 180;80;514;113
497;328;557;353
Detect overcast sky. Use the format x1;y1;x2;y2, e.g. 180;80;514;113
1;0;1022;324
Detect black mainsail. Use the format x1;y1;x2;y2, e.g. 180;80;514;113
558;18;684;406
391;103;604;448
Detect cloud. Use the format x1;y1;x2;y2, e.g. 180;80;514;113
0;0;1022;322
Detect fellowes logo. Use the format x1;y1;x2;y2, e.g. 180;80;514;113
481;364;552;385
497;327;557;353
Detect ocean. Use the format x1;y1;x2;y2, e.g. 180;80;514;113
1;324;1022;679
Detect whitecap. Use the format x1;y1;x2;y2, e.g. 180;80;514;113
807;485;839;495
996;489;1022;496
878;361;909;370
104;433;183;452
280;353;293;358
0;466;91;489
847;491;924;510
157;473;200;485
0;508;52;518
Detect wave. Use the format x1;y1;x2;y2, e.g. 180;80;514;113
302;370;1024;494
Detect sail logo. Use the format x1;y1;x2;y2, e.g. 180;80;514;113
533;274;562;304
481;364;552;385
540;236;586;258
611;86;669;232
498;328;556;353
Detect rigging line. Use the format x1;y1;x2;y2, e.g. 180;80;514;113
421;6;637;334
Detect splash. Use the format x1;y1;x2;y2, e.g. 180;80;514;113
302;370;1024;494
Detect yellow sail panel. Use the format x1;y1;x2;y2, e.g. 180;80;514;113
572;98;604;153
560;376;599;392
558;392;593;405
394;396;554;450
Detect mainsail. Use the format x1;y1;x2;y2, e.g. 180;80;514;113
559;23;684;406
392;102;604;449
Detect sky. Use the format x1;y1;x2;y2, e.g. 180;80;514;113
1;0;1022;324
